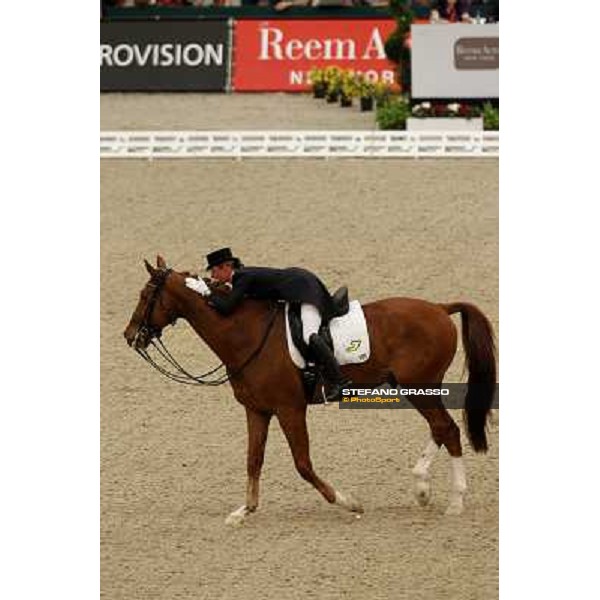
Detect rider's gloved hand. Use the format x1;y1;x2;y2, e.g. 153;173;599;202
185;277;211;297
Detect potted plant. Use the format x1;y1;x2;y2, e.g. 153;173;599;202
482;102;499;130
373;81;393;108
375;95;411;130
309;67;327;99
339;72;356;108
324;66;342;103
356;76;376;112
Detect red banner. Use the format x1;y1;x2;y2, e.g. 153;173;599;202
233;19;397;92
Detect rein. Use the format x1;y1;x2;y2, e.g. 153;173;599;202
134;270;280;386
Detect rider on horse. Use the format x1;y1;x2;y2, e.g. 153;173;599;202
187;247;351;402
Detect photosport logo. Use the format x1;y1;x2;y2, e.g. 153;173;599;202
338;384;499;409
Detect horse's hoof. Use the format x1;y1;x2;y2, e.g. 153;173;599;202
414;478;432;507
349;496;365;514
415;487;431;507
413;473;431;506
335;490;364;514
225;505;251;526
445;495;464;516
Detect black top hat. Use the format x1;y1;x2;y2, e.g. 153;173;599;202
205;247;241;270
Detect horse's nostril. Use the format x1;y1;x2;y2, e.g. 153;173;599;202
124;326;136;347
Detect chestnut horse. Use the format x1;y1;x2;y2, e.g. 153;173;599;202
124;256;496;524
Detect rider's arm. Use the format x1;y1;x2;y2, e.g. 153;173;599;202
207;279;248;315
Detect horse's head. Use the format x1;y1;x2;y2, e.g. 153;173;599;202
123;255;180;349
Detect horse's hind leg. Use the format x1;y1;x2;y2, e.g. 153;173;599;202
412;436;440;507
412;402;466;515
277;407;363;514
225;407;271;526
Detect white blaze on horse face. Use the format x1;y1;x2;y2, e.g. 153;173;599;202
412;439;440;479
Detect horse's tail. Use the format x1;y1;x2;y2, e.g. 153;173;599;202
442;302;497;453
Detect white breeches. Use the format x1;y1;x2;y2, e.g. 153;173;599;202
301;303;322;345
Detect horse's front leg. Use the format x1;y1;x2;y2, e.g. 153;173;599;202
277;407;363;515
225;407;271;526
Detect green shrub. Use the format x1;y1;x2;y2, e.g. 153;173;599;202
376;96;411;130
483;102;499;130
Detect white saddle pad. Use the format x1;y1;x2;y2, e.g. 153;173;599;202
284;300;371;369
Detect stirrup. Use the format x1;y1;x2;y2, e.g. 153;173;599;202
323;378;351;403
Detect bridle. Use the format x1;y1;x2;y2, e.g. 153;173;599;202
135;268;176;343
134;269;279;387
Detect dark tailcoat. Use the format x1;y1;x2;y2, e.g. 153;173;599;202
208;266;335;318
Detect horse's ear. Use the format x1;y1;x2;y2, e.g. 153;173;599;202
156;254;167;269
144;259;155;276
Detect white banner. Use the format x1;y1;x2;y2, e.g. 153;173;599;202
411;23;499;98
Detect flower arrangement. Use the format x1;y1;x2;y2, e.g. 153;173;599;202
309;67;327;98
305;66;501;130
354;75;377;111
309;67;326;86
373;81;393;106
323;66;343;102
308;67;397;107
355;75;375;99
339;72;357;106
411;101;483;119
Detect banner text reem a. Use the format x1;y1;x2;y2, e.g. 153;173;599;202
233;19;397;92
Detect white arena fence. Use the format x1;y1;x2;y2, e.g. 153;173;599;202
100;130;499;159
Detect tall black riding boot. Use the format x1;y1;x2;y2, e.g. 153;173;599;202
308;333;352;402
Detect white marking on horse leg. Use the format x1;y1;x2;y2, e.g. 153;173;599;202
445;456;467;516
225;505;254;527
334;490;364;514
412;439;439;506
412;439;439;478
